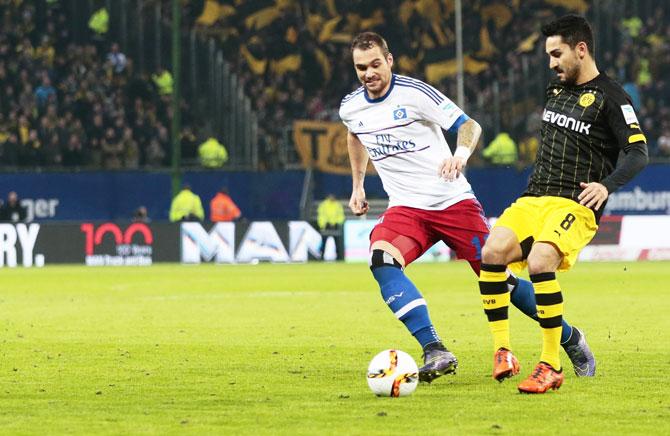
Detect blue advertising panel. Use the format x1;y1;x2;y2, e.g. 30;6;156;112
603;164;670;215
0;170;304;221
0;171;172;221
0;164;666;222
315;164;670;218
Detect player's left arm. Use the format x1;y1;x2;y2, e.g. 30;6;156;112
439;118;482;181
415;85;482;181
579;94;649;210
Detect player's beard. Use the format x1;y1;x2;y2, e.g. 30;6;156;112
364;76;386;93
555;62;579;86
362;75;391;99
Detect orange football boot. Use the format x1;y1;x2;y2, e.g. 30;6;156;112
517;362;564;394
492;348;520;382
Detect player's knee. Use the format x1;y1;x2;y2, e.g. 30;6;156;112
527;257;550;275
526;245;560;275
369;249;402;271
481;237;513;264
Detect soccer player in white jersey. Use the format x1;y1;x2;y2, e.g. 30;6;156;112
339;32;595;383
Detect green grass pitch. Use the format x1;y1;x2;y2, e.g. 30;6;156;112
0;261;669;435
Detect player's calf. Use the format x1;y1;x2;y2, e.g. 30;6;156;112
369;249;444;349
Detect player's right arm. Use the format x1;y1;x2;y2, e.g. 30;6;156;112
347;131;369;216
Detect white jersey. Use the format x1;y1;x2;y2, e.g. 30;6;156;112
339;74;475;210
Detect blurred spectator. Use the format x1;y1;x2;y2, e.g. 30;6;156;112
122;126;140;168
101;127;124;169
2;132;20;165
21;129;44;166
317;194;345;231
34;36;55;68
169;184;204;222
180;126;199;161
146;138;166;167
132;206;150;223
198;137;228;168
88;7;109;37
87;114;105;166
0;191;27;223
621;15;643;39
35;75;56;108
657;127;670;157
518;135;539;166
622;80;641;111
106;42;127;74
210;187;241;222
316;194;345;260
152;68;173;96
482;132;518;165
62;133;84;167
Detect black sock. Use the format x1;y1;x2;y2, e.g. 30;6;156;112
423;341;447;353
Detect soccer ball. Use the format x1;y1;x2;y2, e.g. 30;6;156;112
366;349;419;397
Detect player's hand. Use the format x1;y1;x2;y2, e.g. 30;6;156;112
438;157;466;181
578;181;608;210
349;189;369;216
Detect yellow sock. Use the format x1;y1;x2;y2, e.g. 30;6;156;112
480;264;510;351
531;272;563;371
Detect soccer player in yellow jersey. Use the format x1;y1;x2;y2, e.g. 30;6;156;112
478;15;649;393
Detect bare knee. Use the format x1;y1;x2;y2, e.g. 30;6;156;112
527;242;562;275
481;227;522;265
370;240;405;268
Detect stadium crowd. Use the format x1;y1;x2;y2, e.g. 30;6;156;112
0;0;668;169
0;1;198;169
195;0;670;164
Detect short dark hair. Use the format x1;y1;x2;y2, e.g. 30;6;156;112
541;14;595;55
351;32;390;57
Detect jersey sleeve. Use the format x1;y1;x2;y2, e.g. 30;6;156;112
413;82;468;132
603;87;647;152
338;104;353;131
599;84;649;193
